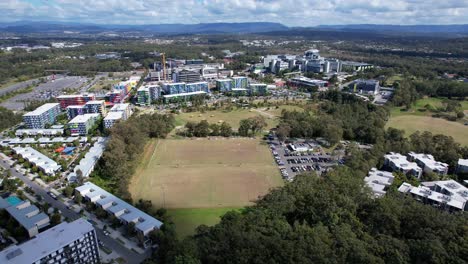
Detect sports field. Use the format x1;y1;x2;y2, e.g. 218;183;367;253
386;115;468;145
129;138;283;237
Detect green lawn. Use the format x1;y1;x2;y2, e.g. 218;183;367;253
391;97;468;117
167;207;242;238
174;105;303;130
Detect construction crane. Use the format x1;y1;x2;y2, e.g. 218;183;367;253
153;51;167;81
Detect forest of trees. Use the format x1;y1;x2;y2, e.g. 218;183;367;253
277;91;388;144
0;107;22;132
148;167;468;264
95;113;175;200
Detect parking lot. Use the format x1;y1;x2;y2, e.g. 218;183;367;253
267;137;340;181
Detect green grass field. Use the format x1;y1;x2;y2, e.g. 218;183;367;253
387;97;468;146
129;138;283;237
174;105;302;130
167;207;242;238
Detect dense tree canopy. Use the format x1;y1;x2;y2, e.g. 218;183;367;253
151;167;468;264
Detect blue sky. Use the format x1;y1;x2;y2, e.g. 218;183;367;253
1;0;468;26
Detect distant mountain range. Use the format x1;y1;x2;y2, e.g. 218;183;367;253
0;21;288;34
1;21;468;36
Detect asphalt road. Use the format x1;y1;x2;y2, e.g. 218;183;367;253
0;159;148;264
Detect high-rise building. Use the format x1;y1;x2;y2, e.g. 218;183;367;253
23;103;61;129
137;87;151;106
216;79;233;92
231;77;248;89
68;114;100;136
0;219;100;264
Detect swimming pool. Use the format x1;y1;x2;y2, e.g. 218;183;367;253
6;196;22;206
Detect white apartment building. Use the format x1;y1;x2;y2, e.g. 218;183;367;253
104;111;124;129
68;113;100;136
408;152;449;175
23;103;61;129
12;147;61;175
384;152;423;179
398;180;468;212
0;219;100;264
109;103;132;120
364;168;395;198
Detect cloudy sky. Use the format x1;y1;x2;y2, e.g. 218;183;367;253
2;0;468;26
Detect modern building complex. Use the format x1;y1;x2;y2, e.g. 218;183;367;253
57;94;95;110
408;152;449;175
15;129;64;137
23;103;61;129
67;137;107;182
162;81;210;100
287;76;328;90
68;113;100;136
364;168;395;198
104;111;124;129
263;49;367;74
457;159;468;173
398;180;468;212
248;83;268;95
384;152;423;179
12;146;61;175
173;69;201;83
0;197;50;238
349;79;380;95
341;61;374;72
0;219;100;264
75;182;163;244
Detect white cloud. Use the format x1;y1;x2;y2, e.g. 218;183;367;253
1;0;468;26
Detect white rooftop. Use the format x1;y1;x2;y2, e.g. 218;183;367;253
385;152;421;171
85;100;105;105
364;168;395;198
110;103;129;112
163;91;207;98
75;182;163;235
23;103;59;117
69;113;99;124
104;111;124;121
0;219;95;264
67;138;107;181
409;152;449;172
458;159;468;167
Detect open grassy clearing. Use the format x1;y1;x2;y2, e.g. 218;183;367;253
391;97;468;117
386;115;468;145
129;138;283;236
167;207;242;238
174;105;303;130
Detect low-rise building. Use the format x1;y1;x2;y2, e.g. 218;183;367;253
398;180;468;212
15;129;63;137
67;138;107;182
457;159;468;174
341;61;374;72
109;103;132;120
349;79;380;95
12;147;61;175
408;152;449;175
2;199;50;238
23;103;61;129
68;113;100;136
384;152;422;179
364;168;395;198
0;219;99;264
75;182;163;245
287;76;328;90
104;111;124;129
